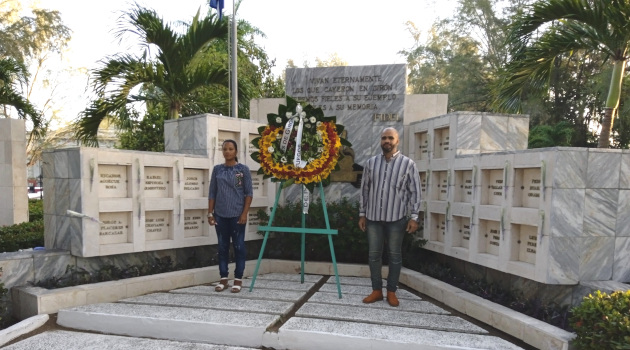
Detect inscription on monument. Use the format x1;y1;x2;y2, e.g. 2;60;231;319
99;212;129;245
420;172;427;194
144;167;169;198
183;169;204;198
518;225;537;264
432;213;446;243
416;132;428;160
285;65;405;123
456;170;473;203
484;169;504;206
434;128;450;158
184;209;204;238
483;220;501;256
519;168;542;208
433;171;447;201
247;208;261;235
251;172;265;198
98;165;128;198
454;216;471;249
145;211;171;241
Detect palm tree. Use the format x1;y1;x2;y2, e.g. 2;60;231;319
0;57;42;136
74;4;232;146
494;0;630;148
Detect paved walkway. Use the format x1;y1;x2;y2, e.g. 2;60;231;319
4;273;533;350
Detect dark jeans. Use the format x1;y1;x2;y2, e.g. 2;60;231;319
366;218;406;292
215;215;246;279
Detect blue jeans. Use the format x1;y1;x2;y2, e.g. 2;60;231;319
215;215;247;279
366;218;406;292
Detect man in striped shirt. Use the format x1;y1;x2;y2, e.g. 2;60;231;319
359;127;422;307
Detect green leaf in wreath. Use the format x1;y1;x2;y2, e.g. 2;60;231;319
251;151;260;163
250;137;261;148
257;167;265;175
257;125;266;134
336;124;345;134
282;178;295;188
340;137;352;147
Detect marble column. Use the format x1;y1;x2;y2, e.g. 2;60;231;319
0;118;28;226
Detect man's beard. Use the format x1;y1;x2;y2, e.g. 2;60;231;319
381;143;395;153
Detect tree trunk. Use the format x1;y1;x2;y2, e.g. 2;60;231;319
598;107;616;148
598;60;626;148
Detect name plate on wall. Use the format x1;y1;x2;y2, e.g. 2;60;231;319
184;209;204;238
487;169;504;206
420;172;427;195
248;208;261;235
144;167;170;197
145;210;171;241
455;216;471;249
98;165;128;198
484;220;501;255
251;172;265;198
417;132;428;160
457;170;473;203
183;169;204;198
521;168;541;208
99;212;130;245
518;225;537;264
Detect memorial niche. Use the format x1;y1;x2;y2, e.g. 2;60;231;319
453;215;471;249
145;210;171;241
433;127;450;159
481;169;504;206
183;169;204;198
98;164;129;198
144;167;170;198
454;170;473;203
480;219;501;256
431;171;448;201
513;168;542;208
99;212;130;245
430;213;446;243
183;209;205;238
251;172;265;198
513;224;537;265
416;131;429;161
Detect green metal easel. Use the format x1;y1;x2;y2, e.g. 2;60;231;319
249;181;342;298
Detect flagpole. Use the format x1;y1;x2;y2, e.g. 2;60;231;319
231;0;238;118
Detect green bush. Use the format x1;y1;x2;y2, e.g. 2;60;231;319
255;197;426;263
0;220;44;252
28;199;44;222
570;290;630;349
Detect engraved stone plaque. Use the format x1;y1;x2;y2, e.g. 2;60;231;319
144;167;170;198
184;209;204;238
416;132;428;160
483;220;501;256
248;208;262;235
434;128;450;159
431;213;446;243
455;170;473;203
420;172;427;195
454;216;471;249
218;131;239;151
98;165;128;198
432;171;448;201
518;225;537;264
183;169;204;198
145;210;171;241
99;212;130;245
484;169;504;206
251;172;265;198
521;168;541;208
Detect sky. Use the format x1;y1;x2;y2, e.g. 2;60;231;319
29;0;459;126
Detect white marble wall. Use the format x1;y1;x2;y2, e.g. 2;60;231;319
45;115;274;257
410;112;630;284
0;119;28;226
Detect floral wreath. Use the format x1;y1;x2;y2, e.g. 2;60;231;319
251;96;351;190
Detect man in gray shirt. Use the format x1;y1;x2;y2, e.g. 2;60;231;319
358;127;422;307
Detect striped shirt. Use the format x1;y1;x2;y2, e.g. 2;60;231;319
360;151;422;222
208;163;253;218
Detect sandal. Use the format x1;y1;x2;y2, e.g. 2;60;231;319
215;278;229;292
231;279;242;293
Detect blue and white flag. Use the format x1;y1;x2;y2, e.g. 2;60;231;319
210;0;224;20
